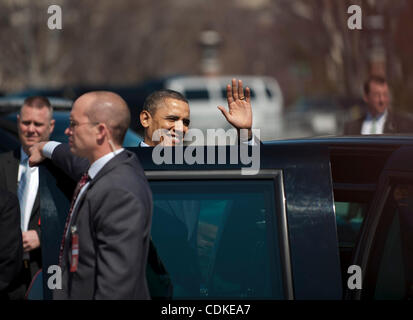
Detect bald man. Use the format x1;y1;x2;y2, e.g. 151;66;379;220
29;91;153;299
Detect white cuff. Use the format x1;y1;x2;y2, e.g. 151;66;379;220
247;136;257;146
42;141;61;159
240;135;257;146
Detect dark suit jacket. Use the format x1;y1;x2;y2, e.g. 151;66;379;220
0;149;42;276
50;144;153;300
0;189;23;298
343;111;413;135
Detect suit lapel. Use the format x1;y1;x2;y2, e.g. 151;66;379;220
5;148;20;195
16;148;41;225
88;150;131;189
384;112;395;133
69;151;131;226
30;193;40;221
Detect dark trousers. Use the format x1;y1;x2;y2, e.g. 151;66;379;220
6;260;33;300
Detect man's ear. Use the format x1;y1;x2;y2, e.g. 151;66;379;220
96;123;108;142
140;110;151;128
363;93;368;105
49;119;56;133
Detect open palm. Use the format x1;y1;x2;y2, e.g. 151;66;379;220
218;78;253;131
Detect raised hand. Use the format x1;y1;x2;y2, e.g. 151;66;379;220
217;78;252;139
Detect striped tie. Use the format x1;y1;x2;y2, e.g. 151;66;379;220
58;172;90;266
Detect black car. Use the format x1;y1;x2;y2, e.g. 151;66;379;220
22;135;413;300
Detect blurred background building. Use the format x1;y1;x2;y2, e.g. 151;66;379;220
1;0;412;139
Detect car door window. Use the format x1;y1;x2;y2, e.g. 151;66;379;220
149;179;286;299
334;193;371;290
364;183;413;300
335;201;367;249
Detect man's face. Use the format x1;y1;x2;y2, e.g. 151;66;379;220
65;98;97;158
17;105;55;153
364;82;390;116
143;98;190;146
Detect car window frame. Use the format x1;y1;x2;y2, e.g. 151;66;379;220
348;170;413;300
145;169;294;300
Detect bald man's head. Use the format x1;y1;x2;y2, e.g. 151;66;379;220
80;91;131;145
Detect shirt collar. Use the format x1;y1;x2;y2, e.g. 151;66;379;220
140;141;150;147
366;110;388;121
20;147;29;163
88;148;124;179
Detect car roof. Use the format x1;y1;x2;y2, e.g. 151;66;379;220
165;75;281;90
264;135;413;147
263;135;413;186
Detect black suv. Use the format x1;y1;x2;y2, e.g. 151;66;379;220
19;136;413;300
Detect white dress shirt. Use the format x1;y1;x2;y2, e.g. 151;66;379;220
18;148;39;232
361;111;388;135
140;141;150;147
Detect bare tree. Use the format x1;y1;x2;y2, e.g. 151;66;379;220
0;0;412;114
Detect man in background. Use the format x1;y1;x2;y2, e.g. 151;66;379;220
139;78;255;146
138;78;257;296
0;96;55;299
344;76;413;135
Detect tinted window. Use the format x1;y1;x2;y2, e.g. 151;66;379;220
333;186;372;292
122;130;142;147
221;88;256;99
184;89;209;100
364;183;413;299
149;179;285;299
335;201;367;248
